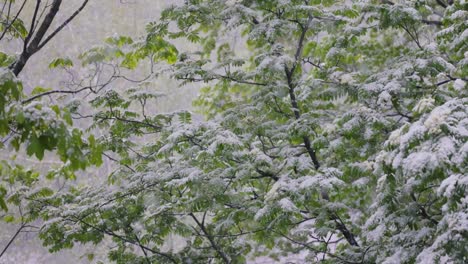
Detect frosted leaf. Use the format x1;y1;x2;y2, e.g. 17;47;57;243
251;148;273;166
413;97;435;114
453;79;466;91
452;29;468;48
299;172;344;190
42;217;62;227
254;206;269;221
438;174;468;198
415;58;428;69
0;67;18;84
400;122;426;149
367;224;385;242
439;255;455;264
326;47;344;60
322;167;343;178
352;161;374;172
433;57;455;72
453;141;468;166
352;177;369;187
461;57;468;67
402;177;421;193
278;198;298;212
377;91;392;108
450;10;467;20
386;125;407;147
436;25;455;38
382;248;409;264
265;180;282;201
434;137;456;161
342;116;360;131
456;117;468;137
257;57;274;71
416;212;468;263
131;221;144;233
416;227;433;241
402;152;438;175
425;42;438;52
423;104;452;134
339;73;355;84
383;81;401;93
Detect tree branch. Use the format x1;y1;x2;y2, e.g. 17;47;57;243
0;0;28;42
24;0;42;49
0;224;25;259
421;19;442;26
190;213;231;264
73;216;177;263
435;0;447;8
410;193;439;225
10;0;89;76
284;14;320;170
37;0;90;50
21;85;94;104
11;0;62;75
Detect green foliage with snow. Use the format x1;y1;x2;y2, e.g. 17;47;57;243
0;0;467;263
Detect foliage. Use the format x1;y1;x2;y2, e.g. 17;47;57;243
1;0;467;263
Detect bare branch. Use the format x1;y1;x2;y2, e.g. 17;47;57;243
10;0;90;76
37;0;90;50
0;224;25;259
24;0;42;48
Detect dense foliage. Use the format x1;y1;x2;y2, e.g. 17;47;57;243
0;0;467;263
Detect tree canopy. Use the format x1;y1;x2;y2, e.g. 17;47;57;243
0;0;467;263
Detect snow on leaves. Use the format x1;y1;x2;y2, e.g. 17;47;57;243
1;0;466;263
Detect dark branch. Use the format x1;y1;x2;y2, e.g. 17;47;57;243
435;0;447;8
22;85;94;104
11;0;63;75
37;0;90;50
10;0;89;76
24;0;42;49
0;224;25;259
190;213;231;264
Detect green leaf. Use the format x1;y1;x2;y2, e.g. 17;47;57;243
11;19;28;38
3;215;14;223
63;111;73;126
0;52;14;67
177;111;192;123
16;111;25;124
105;35;133;47
26;134;45;160
0;199;7;212
31;86;52;95
49;57;74;69
0;186;7;212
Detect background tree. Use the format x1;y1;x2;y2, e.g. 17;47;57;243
0;0;97;260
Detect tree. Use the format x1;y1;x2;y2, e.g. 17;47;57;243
0;0;95;258
1;0;90;76
2;0;468;263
